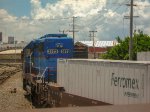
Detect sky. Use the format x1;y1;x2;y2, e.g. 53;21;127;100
0;0;150;42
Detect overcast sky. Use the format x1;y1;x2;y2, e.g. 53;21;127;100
0;0;150;42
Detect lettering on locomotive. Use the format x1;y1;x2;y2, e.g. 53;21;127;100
56;43;63;48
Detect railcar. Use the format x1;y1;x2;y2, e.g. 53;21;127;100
22;34;74;107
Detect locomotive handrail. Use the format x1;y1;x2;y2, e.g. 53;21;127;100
41;67;48;79
32;66;56;70
34;66;56;80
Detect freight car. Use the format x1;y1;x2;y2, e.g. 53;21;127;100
57;59;150;105
22;34;74;107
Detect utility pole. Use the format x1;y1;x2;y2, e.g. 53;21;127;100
129;0;133;60
124;0;138;60
69;16;78;43
89;32;92;41
89;31;97;59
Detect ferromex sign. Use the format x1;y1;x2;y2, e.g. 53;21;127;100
111;73;144;98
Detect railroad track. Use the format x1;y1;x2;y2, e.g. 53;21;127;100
0;67;22;84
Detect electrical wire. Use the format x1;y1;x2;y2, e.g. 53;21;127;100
122;6;129;37
75;0;131;41
70;2;125;39
89;0;131;27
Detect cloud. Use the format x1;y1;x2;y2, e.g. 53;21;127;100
0;9;17;22
0;0;150;43
30;0;106;19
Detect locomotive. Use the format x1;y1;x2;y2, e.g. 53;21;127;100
22;34;74;107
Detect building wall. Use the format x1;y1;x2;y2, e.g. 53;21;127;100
88;47;108;53
0;43;27;51
0;32;2;42
88;53;103;59
74;44;88;58
88;47;109;59
74;42;113;59
8;36;14;44
0;54;21;60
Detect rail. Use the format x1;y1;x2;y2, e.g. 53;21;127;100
0;68;21;84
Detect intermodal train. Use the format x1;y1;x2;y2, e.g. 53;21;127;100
22;34;109;107
22;34;74;107
22;34;150;107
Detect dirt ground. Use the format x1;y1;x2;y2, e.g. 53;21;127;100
0;66;32;111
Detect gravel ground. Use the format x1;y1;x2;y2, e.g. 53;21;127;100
0;69;32;111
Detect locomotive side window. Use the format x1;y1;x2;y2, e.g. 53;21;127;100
47;49;58;54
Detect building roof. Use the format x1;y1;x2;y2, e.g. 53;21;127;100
78;41;117;48
0;42;27;48
0;49;22;54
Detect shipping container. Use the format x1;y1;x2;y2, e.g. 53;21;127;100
57;59;150;105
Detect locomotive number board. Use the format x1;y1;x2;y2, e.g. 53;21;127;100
47;49;70;54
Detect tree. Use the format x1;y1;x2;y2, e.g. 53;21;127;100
102;33;150;60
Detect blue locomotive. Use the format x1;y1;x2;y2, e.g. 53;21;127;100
22;34;74;106
23;34;73;81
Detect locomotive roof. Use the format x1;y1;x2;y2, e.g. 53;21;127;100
40;34;68;38
23;34;72;50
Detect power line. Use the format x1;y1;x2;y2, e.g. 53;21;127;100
64;0;131;6
79;1;130;41
74;3;128;41
122;6;129;37
0;17;72;21
90;6;123;26
88;3;125;28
